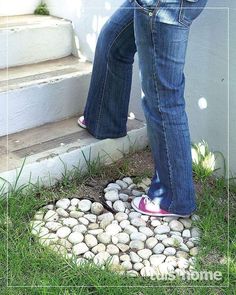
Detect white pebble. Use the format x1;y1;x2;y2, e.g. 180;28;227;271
44;210;59;222
85;234;98;248
105;190;119;202
56;226;71;238
78;199;92;212
56;198;70;210
68;232;84;244
72;242;89;255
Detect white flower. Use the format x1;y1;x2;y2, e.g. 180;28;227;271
202;153;215;171
191;147;199;164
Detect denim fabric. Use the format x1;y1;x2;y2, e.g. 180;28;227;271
83;0;208;215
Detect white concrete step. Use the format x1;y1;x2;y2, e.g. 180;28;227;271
0;55;92;137
0;116;148;192
0;14;76;69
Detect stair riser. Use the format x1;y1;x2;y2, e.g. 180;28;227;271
0;73;91;136
0;23;73;69
0;127;148;194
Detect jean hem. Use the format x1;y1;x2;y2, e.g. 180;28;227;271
86;126;127;140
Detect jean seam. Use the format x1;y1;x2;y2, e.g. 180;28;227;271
94;19;134;138
150;15;176;212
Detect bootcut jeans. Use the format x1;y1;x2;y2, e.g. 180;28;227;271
83;0;208;215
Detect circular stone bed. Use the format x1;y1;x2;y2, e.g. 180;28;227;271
30;177;201;278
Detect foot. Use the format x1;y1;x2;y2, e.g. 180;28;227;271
131;195;190;217
78;115;86;129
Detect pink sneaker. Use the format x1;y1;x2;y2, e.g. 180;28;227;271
78;116;87;129
131;195;190;217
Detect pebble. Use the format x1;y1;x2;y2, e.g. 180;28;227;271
138;249;152;260
72;242;89;255
56;198;70;210
133;262;144;271
149;254;166;267
127;270;139;277
105;224;122;235
124;225;138;235
113;200;126;212
97;212;114;222
68;232;84;244
97;232;111;244
154;225;170;235
119;194;129;202
129;240;144;251
128;212;141;219
115;212;128;222
70;198;80;207
56;226;71;238
177;258;189;269
130;218;146;227
162;237;180;247
179;218;192;229
146;237;158;249
176;251;189;259
122;177;133;185
116;232;130;244
70;211;84;219
68;206;77;211
164;247;176;256
190;247;198;256
179;243;190;253
84;234;98;248
56;208;69;217
73;224;87;234
88;223;99;230
139;226;154;237
58;239;72;249
78;200;92;212
117;243;129;252
132;190;143;197
93;251;110;265
107;183;121;190
121;261;132;270
130;232;147;242
107;244;119;255
151;219;161;227
140;266;156;277
169;220;184;232
182;229;191;238
105;191;119;202
91;243;106;254
44;210;59;222
120;254;130;262
191;227;201;238
155;234;168;241
120;219;130;229
165;256;178;267
62;218;78;228
83;251;95;260
45;221;62;231
130;251;142;263
116;180;128;189
152;243;165;254
91;202;104;215
84;214;97;223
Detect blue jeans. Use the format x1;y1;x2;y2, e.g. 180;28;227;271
83;0;208;215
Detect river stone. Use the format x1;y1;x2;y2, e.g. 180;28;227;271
152;243;165;254
78;217;89;226
155;234;168;241
186;241;194;249
138;249;152;260
162;237;179;247
76;258;87;266
122;177;133;185
130;232;147;242
169;220;184;232
129;240;144;251
127;270;139;277
83;214;97;223
62;218;78;228
130;251;142;263
139;226;154;237
151;219;161;227
182;229;191;238
56;226;71;238
78;199;92;212
146;237;158;249
119;193;129;202
116;232;130;244
83;251;95;260
106;244;119;255
56;198;70;210
179;243;190;252
124;225;138;235
109;255;120;266
97;232;111;244
68;206;77;211
191;227;201;238
56;208;69;217
133;262;144;271
105;190;119;202
120;254;130;262
132;190;143;197
44;210;59;222
70;198;80;207
176;251;189;259
117;243;129;252
164;247;176;256
88;223;99;230
70;211;83;219
149;254;166;267
45;221;62;231
130;217;146;227
72;242;89;255
34;210;44;221
116;179;128;189
105;223;122;235
84;234;98;248
91;243;106;254
190;247;198;256
171;235;183;244
98;212;114;222
73;224;87;234
115;212;128;222
113;200;126;212
140;266;156;277
121;261;132;270
179;218;192;229
93;251;111;265
68;232;84;244
165;256;178;267
91;202;104;215
88;229;104;235
191;214;200;221
107;183;121;190
143;259;151;267
128;212;141;220
154;225;170;235
177;257;189;269
119;220;130;229
58;238;72;249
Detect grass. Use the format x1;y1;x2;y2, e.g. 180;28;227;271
0;148;235;295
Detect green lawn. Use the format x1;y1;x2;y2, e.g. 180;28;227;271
0;149;235;295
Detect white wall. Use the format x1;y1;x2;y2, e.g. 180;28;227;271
0;0;41;16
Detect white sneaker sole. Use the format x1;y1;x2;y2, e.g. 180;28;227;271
131;200;190;218
77;116;87;129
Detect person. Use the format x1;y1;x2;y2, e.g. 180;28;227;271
78;0;208;217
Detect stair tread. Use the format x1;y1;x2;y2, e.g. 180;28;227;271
0;117;145;173
0;56;92;92
0;14;70;29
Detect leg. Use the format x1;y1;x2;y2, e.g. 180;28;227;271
133;0;208;215
83;0;137;139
